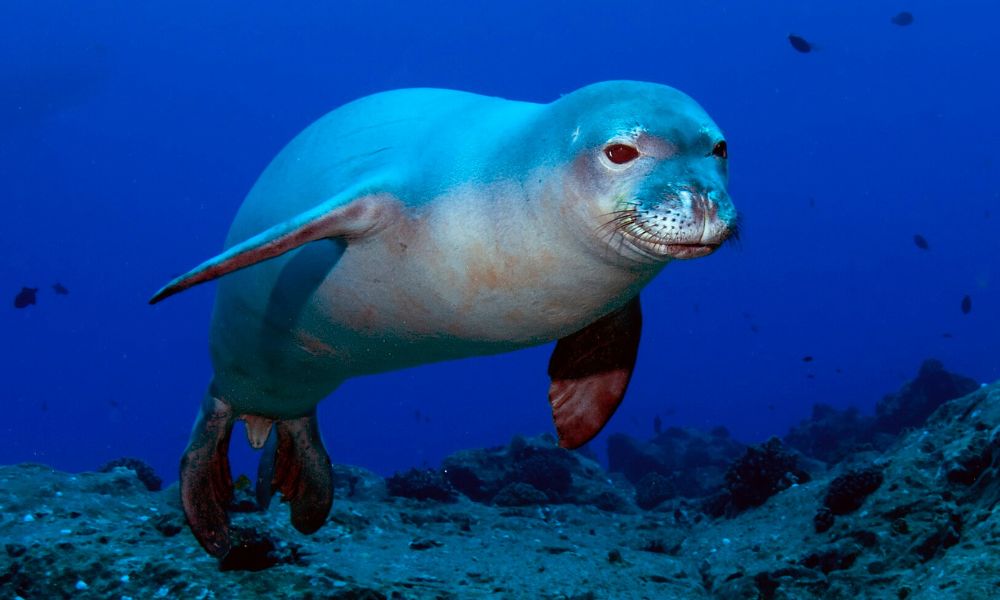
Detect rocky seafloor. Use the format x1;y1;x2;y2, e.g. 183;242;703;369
2;360;999;599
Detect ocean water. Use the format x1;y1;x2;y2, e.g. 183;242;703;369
2;0;997;493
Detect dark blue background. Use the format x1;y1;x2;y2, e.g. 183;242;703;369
3;0;997;483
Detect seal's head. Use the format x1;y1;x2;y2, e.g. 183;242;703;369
552;81;737;264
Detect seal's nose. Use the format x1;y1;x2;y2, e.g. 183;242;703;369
701;189;736;245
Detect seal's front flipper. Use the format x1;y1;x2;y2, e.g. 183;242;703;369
257;413;334;534
180;393;236;558
149;191;395;304
547;296;642;449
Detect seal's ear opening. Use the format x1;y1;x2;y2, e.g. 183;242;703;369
149;192;390;304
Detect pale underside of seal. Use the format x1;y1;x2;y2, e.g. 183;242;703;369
151;81;737;560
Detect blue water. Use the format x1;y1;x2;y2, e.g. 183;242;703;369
3;0;997;485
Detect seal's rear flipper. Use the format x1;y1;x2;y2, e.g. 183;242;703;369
256;413;334;534
180;393;237;558
149;191;395;304
547;296;642;449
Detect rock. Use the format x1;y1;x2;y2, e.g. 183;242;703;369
607;428;745;499
721;438;811;514
813;508;835;533
634;473;675;510
944;431;996;485
873;359;979;435
785;404;876;464
1;379;999;598
913;512;962;562
96;457;162;492
152;512;184;537
332;464;388;501
386;468;457;502
800;543;861;574
441;434;632;511
823;468;884;515
787;361;979;466
493;482;548;506
218;527;279;572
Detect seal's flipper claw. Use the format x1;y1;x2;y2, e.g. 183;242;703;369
149;191;393;304
547;296;642;449
269;414;334;534
180;394;236;558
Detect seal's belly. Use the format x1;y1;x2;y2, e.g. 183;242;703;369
298;227;603;375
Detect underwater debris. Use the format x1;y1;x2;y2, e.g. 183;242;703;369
386;468;457;502
52;282;69;295
823;467;884;515
14;286;37;308
96;457;162;491
912;234;929;249
787;34;813;53
891;11;914;26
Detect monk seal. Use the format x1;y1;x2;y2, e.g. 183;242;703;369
151;80;738;559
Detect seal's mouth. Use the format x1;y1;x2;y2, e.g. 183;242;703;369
618;217;720;259
601;190;734;261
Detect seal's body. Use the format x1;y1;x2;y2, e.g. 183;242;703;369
152;82;737;559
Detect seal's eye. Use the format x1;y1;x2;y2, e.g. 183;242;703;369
711;140;727;159
604;143;640;164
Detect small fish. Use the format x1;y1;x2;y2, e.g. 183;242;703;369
52;282;69;295
835;368;843;374
961;295;972;314
942;332;954;338
750;324;760;333
653;415;662;435
14;287;37;308
788;34;813;53
913;234;929;250
891;12;914;26
806;374;816;379
802;355;814;362
808;197;816;208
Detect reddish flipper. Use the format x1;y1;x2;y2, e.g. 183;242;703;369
257;414;334;535
180;394;237;557
547;297;642;449
181;395;334;560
